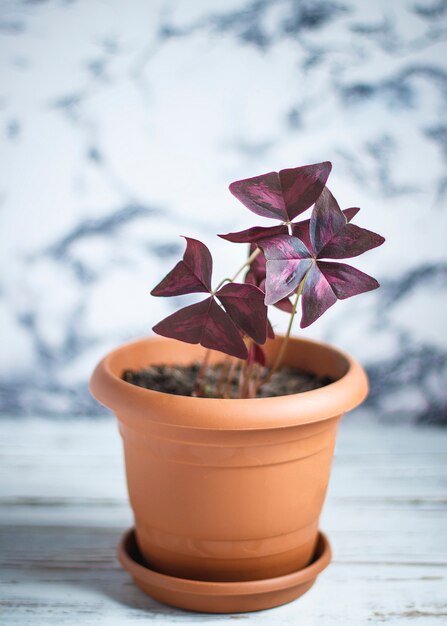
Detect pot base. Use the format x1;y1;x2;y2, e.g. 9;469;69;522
118;528;331;614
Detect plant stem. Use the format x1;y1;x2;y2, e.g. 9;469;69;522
253;363;262;396
242;360;254;399
262;274;307;385
214;247;261;291
198;246;262;397
193;348;211;396
238;358;248;398
248;363;260;398
216;357;231;397
223;359;238;398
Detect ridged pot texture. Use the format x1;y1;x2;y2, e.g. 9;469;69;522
90;335;368;582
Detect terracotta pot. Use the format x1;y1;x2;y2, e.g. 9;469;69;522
90;335;367;583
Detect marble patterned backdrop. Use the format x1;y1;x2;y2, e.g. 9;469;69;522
0;0;446;422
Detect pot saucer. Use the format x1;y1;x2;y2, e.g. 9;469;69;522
118;528;331;614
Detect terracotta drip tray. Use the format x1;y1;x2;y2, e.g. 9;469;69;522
118;528;331;614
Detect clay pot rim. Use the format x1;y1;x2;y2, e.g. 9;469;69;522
118;527;331;595
90;335;368;430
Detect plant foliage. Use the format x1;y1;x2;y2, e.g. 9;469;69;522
151;162;384;379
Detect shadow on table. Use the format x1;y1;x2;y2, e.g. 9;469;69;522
0;523;246;621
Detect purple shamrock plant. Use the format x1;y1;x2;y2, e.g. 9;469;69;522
151;162;384;398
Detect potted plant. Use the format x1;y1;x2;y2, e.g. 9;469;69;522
90;162;384;613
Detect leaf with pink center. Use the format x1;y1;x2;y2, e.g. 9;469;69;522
310;187;347;256
318;224;385;259
300;261;380;327
259;235;312;305
291;206;360;250
216;282;268;344
244;246;293;313
229;162;332;222
257;201;383;325
258;278;294;313
309;190;385;259
317;262;380;299
152;297;248;359
151;237;212;296
300;262;337;327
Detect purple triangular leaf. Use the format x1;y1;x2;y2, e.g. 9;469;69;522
318;224;385;259
219;224;286;244
299;260;380;327
300;263;337;328
229;162;331;222
151;237;212;297
267;318;275;339
317;261;380;299
258;277;294;313
292;206;359;250
216;282;268;344
259;234;311;261
152;297;248;359
245;244;266;286
310;187;347;256
279;161;332;221
259;235;312;305
230;171;288;221
343;207;360;222
307;188;385;260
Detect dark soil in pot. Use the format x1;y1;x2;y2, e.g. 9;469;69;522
122;362;332;398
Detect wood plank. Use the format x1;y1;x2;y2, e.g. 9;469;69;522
0;417;446;624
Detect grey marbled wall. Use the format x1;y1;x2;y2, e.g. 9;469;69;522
0;0;446;422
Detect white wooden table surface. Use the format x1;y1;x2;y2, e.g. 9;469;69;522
1;417;446;625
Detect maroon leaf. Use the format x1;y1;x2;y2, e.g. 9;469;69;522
244;244;266;289
290;219;312;250
279;162;332;221
259;234;311;261
247;244;266;281
300;261;380;327
310;187;347;256
267;318;275;339
244;270;258;286
219;224;286;244
343;207;360;222
152;297;248;359
258;192;383;324
257;276;294;313
248;342;266;367
151;237;212;297
319;224;385;259
317;262;380;299
306;189;384;260
300;263;337;328
259;235;312;305
274;296;294;313
229;162;331;222
216;282;268;344
230;171;288;221
291;206;359;250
